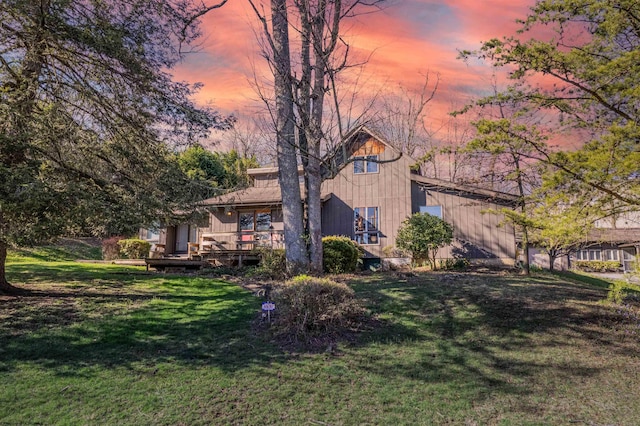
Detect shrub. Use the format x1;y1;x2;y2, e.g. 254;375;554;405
322;236;362;273
252;247;287;280
101;236;124;260
117;238;151;259
382;245;408;258
272;275;364;339
438;258;470;270
607;281;627;304
573;260;621;273
396;213;454;269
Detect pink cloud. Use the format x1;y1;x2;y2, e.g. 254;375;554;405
174;0;539;122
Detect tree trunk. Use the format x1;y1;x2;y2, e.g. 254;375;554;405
271;0;309;275
513;155;530;275
548;252;556;272
522;226;531;275
304;0;335;274
0;240;19;294
307;156;323;273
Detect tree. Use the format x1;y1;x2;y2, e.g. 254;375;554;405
373;72;440;158
0;0;230;293
178;145;227;186
460;0;640;209
176;145;259;199
528;209;592;272
251;0;309;275
497;193;593;271
396;213;453;270
457;84;547;275
248;0;384;274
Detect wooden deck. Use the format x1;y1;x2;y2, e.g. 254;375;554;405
202;249;260;267
144;258;208;272
145;249;260;271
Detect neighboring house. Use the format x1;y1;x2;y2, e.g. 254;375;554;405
572;217;640;272
528;212;640;272
142;126;520;265
575;229;640;272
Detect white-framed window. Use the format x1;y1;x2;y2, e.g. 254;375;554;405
576;249;606;261
420;205;443;219
603;249;619;261
354;155;379;174
354;207;379;245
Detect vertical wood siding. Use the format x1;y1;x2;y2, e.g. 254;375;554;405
322;137;413;258
411;182;517;263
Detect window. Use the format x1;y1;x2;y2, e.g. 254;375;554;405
354;155;378;174
239;209;272;232
419;205;443;219
145;228;160;241
575;249;611;261
604;249;619;261
354;207;379;245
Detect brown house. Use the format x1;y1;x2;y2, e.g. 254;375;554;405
143;126;520;266
570;228;640;273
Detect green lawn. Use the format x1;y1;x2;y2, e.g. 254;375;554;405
2;254;640;425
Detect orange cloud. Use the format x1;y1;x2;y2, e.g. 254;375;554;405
174;0;538;123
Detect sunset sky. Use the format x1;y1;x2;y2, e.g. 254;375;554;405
174;0;537;129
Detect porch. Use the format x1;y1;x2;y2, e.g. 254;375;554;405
146;230;284;270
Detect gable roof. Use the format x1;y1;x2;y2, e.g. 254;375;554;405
321;125;408;179
200;185;288;208
200;184;328;208
411;174;520;206
200;126;520;209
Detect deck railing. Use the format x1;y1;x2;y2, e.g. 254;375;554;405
198;230;285;253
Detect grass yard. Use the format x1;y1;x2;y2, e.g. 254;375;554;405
2;251;640;425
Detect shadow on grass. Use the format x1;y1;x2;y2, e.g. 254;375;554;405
551;270;614;289
1;265;283;376
342;271;630;403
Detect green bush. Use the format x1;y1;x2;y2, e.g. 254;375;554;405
252;247;287;280
396;213;454;269
607;281;627;304
272;275;364;339
117;238;151;259
573;260;621;273
101;236;123;260
322;236;362;273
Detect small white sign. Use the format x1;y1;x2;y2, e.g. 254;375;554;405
262;301;276;311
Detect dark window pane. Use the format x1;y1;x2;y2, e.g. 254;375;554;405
239;213;254;231
354;158;365;174
256;211;272;231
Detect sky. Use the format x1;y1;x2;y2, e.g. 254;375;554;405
173;0;537;132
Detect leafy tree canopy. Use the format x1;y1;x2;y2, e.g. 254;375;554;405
460;0;640;209
0;0;231;290
176;145;259;198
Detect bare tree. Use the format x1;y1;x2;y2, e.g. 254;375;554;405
247;0;384;273
249;0;309;274
373;72;439;158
